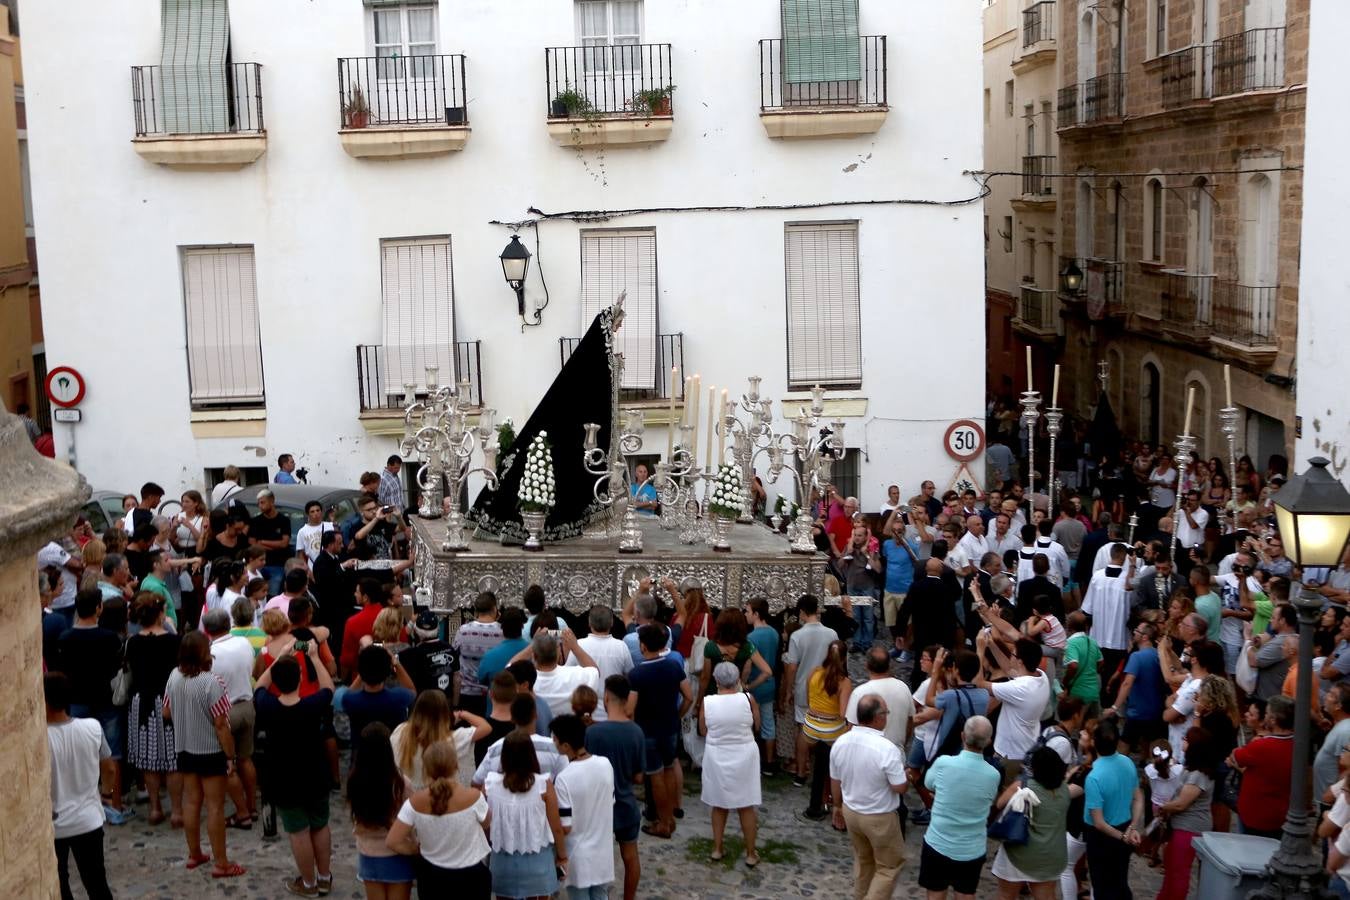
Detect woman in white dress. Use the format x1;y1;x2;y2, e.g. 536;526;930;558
698;661;763;866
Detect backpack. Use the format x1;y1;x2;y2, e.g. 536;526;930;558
1024;723;1072;769
930;685;981;762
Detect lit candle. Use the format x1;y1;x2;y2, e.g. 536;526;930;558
1025;347;1033;392
718;389;729;464
667;366;678;458
1051;364;1060;408
705;384;716;465
690;375;700;449
1224;364;1232;409
1184;386;1195;436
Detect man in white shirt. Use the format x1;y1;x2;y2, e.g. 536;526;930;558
1034;521;1072;586
1163;641;1224;764
473;694;569;785
1217;550;1263;675
956;515;991;569
1014;523;1043;585
566;606;633;721
38;537;84;627
46;672;114;900
203;609;259;826
294;501;335;565
1082;542;1137;689
829;694;908;900
1175;490;1209;573
531;631;601;718
845;648;915;753
975;634;1051;777
990;513;1022;557
550;713;616;898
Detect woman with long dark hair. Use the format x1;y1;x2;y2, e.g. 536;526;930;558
801;640;853;822
125;592;182;826
697;608;773;697
484;732;566;898
349;723;414;900
387;741;491;896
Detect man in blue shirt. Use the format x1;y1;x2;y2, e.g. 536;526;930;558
921;715;1000;897
880;524;919;649
1083;720;1143;900
274;453;298;484
630;462;659;516
478;608;529;689
1107;622;1168;751
744;598;780;775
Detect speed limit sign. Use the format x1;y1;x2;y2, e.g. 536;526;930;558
943;420;985;462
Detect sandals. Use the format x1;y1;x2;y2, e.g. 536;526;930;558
641;824;673;840
225;815;253;830
185;854;212;870
745;854;760;868
708;851;724;863
211;863;247;879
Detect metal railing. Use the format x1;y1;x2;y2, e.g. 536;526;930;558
1160;45;1213;107
356;341;483;412
558;333;685;399
1213;283;1277;345
1057;84;1079;128
1022;1;1056;49
545;44;673;117
1160;271;1216;330
1022;155;1056;196
1085;258;1125;309
1213;27;1286;97
131;62;263;136
337;55;468;128
1018;286;1059;332
759;35;887;111
1084;72;1124;122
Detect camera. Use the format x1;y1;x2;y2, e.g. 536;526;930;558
293;640;309;653
1236;564;1254;575
295;466;309;484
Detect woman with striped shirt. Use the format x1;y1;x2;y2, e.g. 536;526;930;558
163;630;245;879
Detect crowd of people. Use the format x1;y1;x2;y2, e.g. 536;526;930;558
33;433;1350;899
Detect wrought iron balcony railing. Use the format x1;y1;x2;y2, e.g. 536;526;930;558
758;35;887;111
132;62;264;136
1022;1;1056;49
1018;286;1059;332
1160;44;1213;107
337;55;468;128
545;44;674;118
1212;283;1277;346
1213;27;1287;97
356;341;482;412
1022;155;1056;197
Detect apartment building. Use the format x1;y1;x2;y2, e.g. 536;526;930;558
985;0;1061;397
21;0;983;508
1045;0;1303;468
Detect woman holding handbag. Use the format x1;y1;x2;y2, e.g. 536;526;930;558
990;746;1078;899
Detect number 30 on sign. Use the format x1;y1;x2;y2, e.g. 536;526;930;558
943;420;985;462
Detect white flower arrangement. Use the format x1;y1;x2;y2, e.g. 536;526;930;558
708;462;746;519
517;432;556;513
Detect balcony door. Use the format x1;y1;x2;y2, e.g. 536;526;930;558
1198;0;1218;94
160;0;231;134
1076;8;1097;120
575;0;643;110
368;3;440;124
380;237;456;397
1243;0;1286;87
1187;177;1215;322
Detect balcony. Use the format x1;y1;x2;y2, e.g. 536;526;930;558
1061;257;1126;320
355;341;482;434
1014;1;1056;73
559;333;686;419
1020;155;1056;200
1057;73;1124;133
1015;286;1059;340
1211;283;1279;366
337;55;469;160
545;44;674;147
1158;270;1215;344
130;63;265;168
1160;45;1214;109
758;35;887;139
1213;27;1286;107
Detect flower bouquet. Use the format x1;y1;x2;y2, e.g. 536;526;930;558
517;432;555;550
708;463;744;552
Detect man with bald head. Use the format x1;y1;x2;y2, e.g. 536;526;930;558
921;715;1000;898
895;559;961;689
956;515;990;569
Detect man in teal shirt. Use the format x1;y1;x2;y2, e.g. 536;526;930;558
921;715;1000;896
744;598;780;774
1083;720;1144;898
478;607;529;691
139;549;178;629
1190;564;1222;642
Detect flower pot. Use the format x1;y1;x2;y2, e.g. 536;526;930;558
652;97;672;116
550;99;570;119
445;106;466;126
521;510;547;551
346;110;369;129
711;514;735;553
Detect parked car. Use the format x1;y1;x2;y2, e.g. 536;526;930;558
214;483;366;541
82;490;134;533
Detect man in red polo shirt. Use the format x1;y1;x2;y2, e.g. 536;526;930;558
1228;693;1294;838
340;578;396;680
828;494;860;558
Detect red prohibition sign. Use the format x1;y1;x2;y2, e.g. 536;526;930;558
45;366;87;409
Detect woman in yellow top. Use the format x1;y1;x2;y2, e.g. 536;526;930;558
801;640;852;825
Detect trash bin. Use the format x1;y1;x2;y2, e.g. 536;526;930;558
1192;832;1280;899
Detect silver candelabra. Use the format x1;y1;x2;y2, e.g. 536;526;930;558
1020;390;1042;524
1219;405;1240;534
1045;406;1064;512
722;376;775;525
399;366;498;552
582;408;650;553
1168;432;1198;567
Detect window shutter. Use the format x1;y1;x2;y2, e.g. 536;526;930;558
182;246;264;406
159;0;231;134
381;237;456;396
782;0;861;84
785;222;862;389
581;229;658;391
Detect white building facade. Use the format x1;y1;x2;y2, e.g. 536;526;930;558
22;0;983;511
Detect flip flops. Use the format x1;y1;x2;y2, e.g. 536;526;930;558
185;854;211;870
211;863;247;879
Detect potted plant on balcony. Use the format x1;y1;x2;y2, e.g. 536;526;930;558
343;85;370;129
631;84;676;117
551;87;594;119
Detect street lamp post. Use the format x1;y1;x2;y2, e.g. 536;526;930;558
1255;456;1350;899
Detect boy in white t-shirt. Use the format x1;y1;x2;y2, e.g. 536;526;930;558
551;714;617;898
46;672;114;900
294;501;335;564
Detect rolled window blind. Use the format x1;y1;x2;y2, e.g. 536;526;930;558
785;222;862;388
182;246;264;405
580;229;658;391
782;0;861;84
160;0;230;134
381;237;456;395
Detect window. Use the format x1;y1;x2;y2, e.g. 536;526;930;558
1024;104;1035;155
577;0;642;72
1039;101;1051;153
781;0;861;83
1155;0;1167;56
984;88;991;124
831;448;861;503
181;246;264;407
1189;177;1214;275
1240;172;1278;286
581;229;658;391
380;237;456;395
1144;177;1165;262
1076;179;1095;259
784;222;862;389
159;0;231;134
17;134;31;232
205;466;268;492
1003;215;1014;253
368;3;438;79
1109;180;1124;260
1005;80;1014;116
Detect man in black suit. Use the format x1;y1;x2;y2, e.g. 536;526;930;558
312;529;354;656
896;558;961;689
1016;554;1064;625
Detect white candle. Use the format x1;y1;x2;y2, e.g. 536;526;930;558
667;366;678;458
1051;365;1060;408
1184;386;1195;436
705;384;716;465
718;389;729;464
1224;364;1232;409
1026;347;1033;392
683;376;693;425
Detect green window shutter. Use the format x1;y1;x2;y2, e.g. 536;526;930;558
159;0;231;134
782;0;861;84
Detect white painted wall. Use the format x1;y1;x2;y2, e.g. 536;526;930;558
1295;0;1350;477
21;0;983;511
